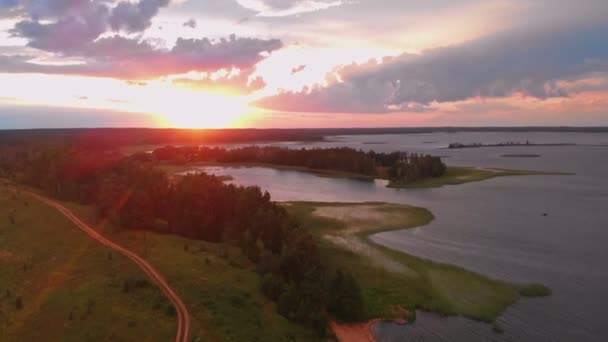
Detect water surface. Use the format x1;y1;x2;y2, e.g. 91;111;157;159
192;132;608;341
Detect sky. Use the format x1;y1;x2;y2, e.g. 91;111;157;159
0;0;607;128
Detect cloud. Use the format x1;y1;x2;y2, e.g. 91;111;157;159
235;0;346;17
110;0;170;33
257;24;608;113
172;67;266;95
0;35;283;80
10;1;110;51
183;18;197;28
291;65;306;74
1;1;283;81
6;0;171;51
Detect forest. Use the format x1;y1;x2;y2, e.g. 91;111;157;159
0;145;365;335
1;127;602;151
153;145;447;184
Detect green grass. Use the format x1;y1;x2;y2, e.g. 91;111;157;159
285;202;536;323
65;202;319;342
1;181;318;341
388;166;572;189
0;183;175;341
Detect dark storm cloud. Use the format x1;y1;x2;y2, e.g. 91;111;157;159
258;24;608;113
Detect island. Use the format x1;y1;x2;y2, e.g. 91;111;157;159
447;141;575;149
153;145;570;189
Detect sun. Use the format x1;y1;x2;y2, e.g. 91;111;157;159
136;81;254;128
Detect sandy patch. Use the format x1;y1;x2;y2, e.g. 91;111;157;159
331;317;408;342
313;205;417;276
315;205;389;222
331;319;379;342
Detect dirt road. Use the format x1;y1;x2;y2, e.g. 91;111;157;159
26;191;191;342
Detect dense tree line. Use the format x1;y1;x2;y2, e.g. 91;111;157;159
153;145;447;184
385;152;447;185
448;141;532;149
0;145;365;335
0;129;324;150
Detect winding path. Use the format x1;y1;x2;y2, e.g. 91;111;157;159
26;191;191;342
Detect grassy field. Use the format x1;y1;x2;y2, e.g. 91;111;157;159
286;202;532;323
1;182;318;341
64;202;319;342
388;166;572;189
0;184;175;341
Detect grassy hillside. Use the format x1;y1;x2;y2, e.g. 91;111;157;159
64;202;319;342
1;183;319;341
0;184;175;341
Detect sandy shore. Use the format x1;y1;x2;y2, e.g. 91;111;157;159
331;319;381;342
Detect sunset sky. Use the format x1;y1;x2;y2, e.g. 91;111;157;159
1;0;607;128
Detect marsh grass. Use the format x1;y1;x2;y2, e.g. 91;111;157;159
286;202;524;323
388;166;572;189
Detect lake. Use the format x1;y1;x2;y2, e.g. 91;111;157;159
189;132;608;341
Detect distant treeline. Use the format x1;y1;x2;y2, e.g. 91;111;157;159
448;141;575;149
1;127;605;151
0;128;324;150
0;146;365;335
153;145;447;184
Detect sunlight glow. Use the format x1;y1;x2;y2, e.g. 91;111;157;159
144;82;254;128
0;73;254;128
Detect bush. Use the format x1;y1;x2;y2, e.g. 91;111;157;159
165;305;177;317
261;274;285;301
328;270;365;322
15;296;23;310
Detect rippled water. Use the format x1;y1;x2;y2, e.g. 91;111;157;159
193;132;608;342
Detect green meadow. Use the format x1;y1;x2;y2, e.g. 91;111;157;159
0;185;174;341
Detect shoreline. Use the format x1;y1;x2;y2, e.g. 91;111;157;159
167;162;572;189
286;202;527;325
